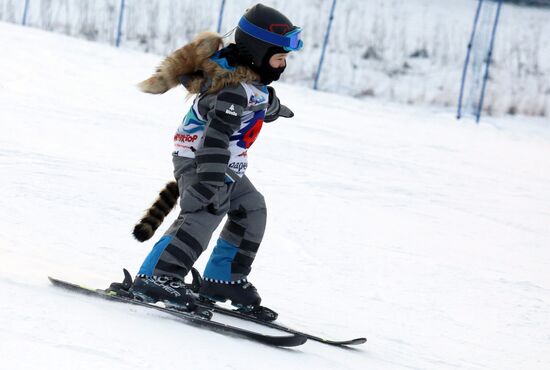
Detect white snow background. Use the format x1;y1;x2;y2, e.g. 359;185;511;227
1;20;550;370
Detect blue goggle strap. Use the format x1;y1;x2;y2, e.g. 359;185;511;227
238;16;302;51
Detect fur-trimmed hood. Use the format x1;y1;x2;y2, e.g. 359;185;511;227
137;32;260;96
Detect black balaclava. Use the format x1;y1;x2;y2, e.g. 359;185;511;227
253;47;288;85
218;43;288;85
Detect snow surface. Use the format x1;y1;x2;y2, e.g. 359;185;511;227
1;21;550;370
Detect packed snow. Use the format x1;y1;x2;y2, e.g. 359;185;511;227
1;21;550;370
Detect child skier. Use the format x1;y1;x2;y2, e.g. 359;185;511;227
128;4;303;318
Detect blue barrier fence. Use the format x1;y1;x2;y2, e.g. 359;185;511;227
21;0;30;26
314;0;337;91
115;0;125;48
16;0;503;121
457;0;503;123
476;0;502;123
457;0;482;120
217;0;226;34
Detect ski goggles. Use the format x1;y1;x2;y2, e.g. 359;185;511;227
238;16;303;52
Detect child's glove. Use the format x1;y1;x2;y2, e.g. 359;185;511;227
265;86;294;122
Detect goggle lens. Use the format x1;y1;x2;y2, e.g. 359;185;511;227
284;28;303;51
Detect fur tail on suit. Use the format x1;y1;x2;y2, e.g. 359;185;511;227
133;181;180;242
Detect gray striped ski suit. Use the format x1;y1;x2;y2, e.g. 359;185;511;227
138;81;276;283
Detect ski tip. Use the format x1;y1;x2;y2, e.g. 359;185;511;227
295;334;308;346
256;333;307;347
321;337;367;346
347;337;367;345
278;333;308;347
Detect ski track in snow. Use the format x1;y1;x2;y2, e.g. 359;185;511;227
1;21;550;370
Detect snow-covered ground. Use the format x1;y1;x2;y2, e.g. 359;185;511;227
1;21;550;370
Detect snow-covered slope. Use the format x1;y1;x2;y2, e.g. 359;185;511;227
1;21;550;370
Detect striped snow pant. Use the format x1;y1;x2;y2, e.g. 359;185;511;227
138;156;266;282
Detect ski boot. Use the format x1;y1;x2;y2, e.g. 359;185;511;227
198;277;277;322
125;271;211;319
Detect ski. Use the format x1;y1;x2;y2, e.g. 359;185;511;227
184;268;366;347
48;276;307;348
198;301;366;347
